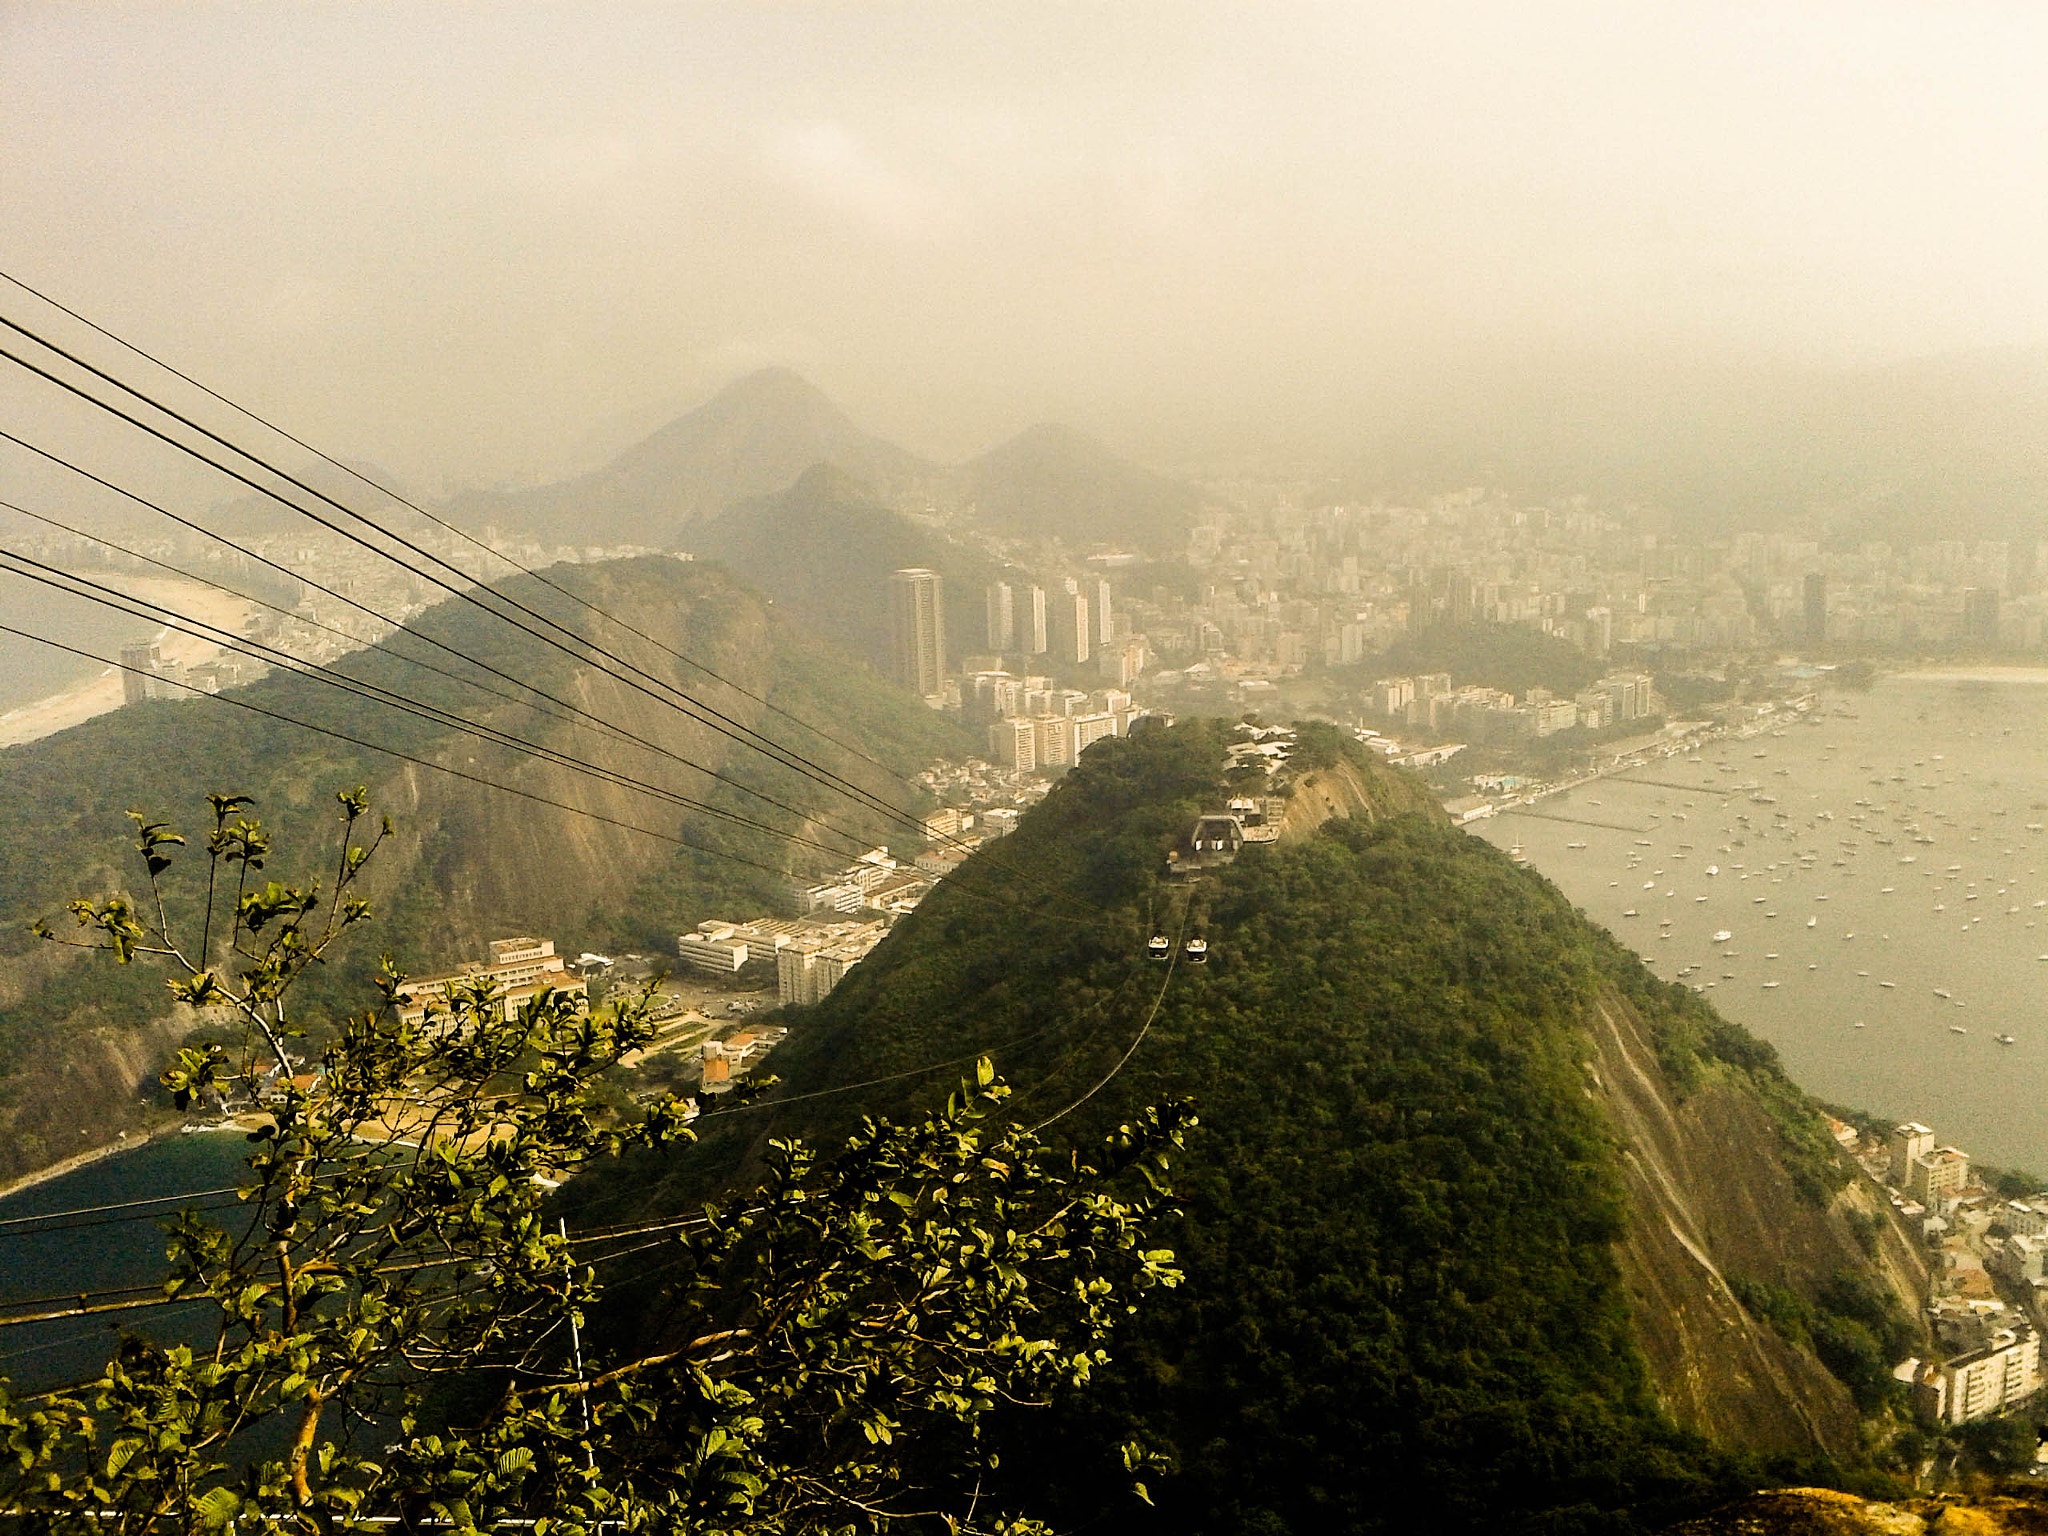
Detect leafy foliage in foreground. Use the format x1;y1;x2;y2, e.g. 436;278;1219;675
0;791;1185;1534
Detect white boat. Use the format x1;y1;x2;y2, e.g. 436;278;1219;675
1934;988;1952;999
1706;865;1720;875
1762;981;1780;989
1806;916;1817;928
1879;981;1895;988
1853;1021;1865;1028
1712;930;1732;943
1950;1025;1968;1035
1998;1034;2016;1045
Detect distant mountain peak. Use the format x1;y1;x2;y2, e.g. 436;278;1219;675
447;368;930;548
963;421;1209;549
700;365;839;412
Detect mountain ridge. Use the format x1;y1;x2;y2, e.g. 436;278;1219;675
430;369;1215;558
0;556;971;1185
442;368;936;547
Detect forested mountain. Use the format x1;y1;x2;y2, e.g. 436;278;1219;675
692;465;1005;671
442;368;935;547
580;720;1928;1535
961;421;1214;549
0;556;970;1184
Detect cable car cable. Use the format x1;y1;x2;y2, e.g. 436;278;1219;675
0;555;882;865
0;328;1036;886
0;267;930;799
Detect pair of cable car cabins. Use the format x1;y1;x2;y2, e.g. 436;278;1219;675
1148;934;1207;964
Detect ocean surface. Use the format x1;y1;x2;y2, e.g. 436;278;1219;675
1474;672;2048;1175
0;579;161;713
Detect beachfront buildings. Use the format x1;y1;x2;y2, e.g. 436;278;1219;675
393;936;587;1027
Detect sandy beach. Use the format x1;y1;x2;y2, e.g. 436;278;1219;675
0;575;266;749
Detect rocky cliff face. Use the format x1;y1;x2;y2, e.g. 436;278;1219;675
1587;986;1927;1453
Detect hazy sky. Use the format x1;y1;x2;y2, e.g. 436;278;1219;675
5;2;2048;490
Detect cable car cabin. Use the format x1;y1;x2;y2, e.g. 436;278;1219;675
1147;935;1172;960
1184;937;1209;964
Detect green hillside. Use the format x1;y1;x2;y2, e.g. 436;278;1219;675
692;464;1005;672
0;556;971;1183
962;421;1213;552
582;721;1917;1535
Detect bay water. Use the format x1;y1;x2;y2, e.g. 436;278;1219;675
0;1134;255;1390
1474;671;2048;1175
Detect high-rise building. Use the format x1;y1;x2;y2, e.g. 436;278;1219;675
1092;578;1113;650
985;582;1015;652
888;568;946;701
119;642;161;706
1963;587;2000;646
1908;1146;1970;1208
1803;572;1826;645
1026;585;1048;655
988;717;1036;771
1914;1326;2041;1426
1050;579;1091;665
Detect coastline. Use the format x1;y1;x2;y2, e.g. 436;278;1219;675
0;1122;178;1203
0;574;267;749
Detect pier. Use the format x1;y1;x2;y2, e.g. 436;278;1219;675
1495;806;1650;833
1604;775;1728;794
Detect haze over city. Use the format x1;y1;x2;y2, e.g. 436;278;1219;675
8;3;2048;490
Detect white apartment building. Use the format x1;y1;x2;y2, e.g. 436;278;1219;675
1993;1234;2048;1285
776;922;888;1006
1909;1147;1971;1208
1033;715;1075;770
677;917;822;973
1913;1327;2042;1425
395;936;586;1026
2005;1201;2048;1238
791;880;864;915
1891;1122;1937;1184
988;717;1037;771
